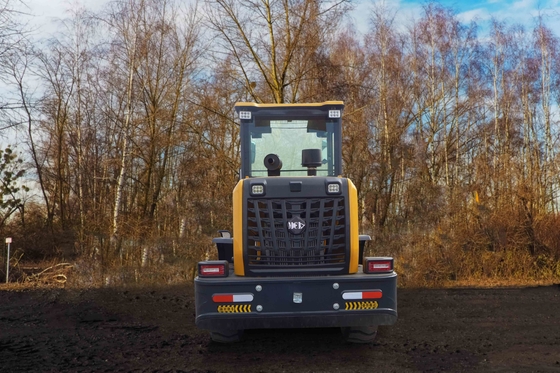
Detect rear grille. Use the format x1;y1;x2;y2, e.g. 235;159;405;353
245;197;348;275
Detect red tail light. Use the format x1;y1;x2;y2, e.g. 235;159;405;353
212;293;254;303
364;257;394;274
342;290;382;300
198;260;229;277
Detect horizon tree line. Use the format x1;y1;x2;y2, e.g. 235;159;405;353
1;0;560;282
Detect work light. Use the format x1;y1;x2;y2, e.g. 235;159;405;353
238;111;251;120
251;184;265;195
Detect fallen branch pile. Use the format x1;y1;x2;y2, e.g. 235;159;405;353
23;263;73;286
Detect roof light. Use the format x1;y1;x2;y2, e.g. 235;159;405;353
328;110;341;118
239;111;251;120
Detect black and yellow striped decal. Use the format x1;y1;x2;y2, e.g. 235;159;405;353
217;304;252;313
345;301;379;310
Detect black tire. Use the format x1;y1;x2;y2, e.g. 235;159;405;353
341;325;378;343
210;329;244;343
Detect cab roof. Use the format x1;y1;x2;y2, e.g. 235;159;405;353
235;101;344;109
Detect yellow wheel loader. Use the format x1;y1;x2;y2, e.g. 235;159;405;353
195;102;397;343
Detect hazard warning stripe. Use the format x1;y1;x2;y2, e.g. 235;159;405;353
345;301;379;310
217;304;252;313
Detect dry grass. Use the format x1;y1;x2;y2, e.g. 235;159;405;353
3;223;560;290
2;251;558;291
388;233;560;288
0;282;60;291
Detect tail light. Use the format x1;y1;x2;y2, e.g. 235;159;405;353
342;290;382;300
212;293;254;303
364;257;394;274
198;260;229;278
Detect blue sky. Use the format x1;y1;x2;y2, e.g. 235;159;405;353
436;0;558;25
352;0;560;35
4;0;558;148
21;0;560;37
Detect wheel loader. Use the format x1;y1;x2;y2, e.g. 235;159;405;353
194;101;397;343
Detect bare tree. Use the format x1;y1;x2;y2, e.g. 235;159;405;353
0;0;30;129
534;19;559;212
0;146;28;227
85;0;204;264
204;0;351;103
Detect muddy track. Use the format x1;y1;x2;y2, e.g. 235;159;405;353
1;284;559;372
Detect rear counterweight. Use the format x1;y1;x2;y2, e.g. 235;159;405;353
195;267;397;331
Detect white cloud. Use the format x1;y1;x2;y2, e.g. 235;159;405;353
457;8;492;23
350;0;425;34
19;0;107;36
512;0;536;10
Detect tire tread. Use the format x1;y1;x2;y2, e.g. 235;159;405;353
210;330;244;343
341;325;378;343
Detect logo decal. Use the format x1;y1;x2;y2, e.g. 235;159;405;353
287;216;306;235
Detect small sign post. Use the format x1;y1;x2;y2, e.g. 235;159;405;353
5;237;11;284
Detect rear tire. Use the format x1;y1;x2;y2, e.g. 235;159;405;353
341;325;378;343
210;329;244;343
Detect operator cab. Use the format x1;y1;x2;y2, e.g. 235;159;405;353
235;102;344;178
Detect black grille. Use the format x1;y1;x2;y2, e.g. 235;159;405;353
246;197;347;275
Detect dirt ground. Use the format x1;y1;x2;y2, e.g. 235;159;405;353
1;283;559;373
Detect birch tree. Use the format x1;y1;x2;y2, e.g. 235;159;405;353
204;0;350;103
